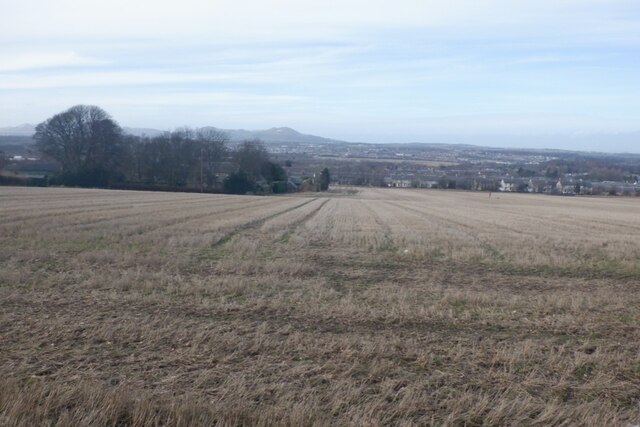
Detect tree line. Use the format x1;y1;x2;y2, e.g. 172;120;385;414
33;105;330;194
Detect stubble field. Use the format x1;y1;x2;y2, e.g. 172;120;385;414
1;186;639;426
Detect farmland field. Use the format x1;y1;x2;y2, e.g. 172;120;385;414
1;186;639;426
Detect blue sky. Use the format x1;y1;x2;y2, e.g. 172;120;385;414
1;0;639;151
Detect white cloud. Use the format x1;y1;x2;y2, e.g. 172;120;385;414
104;92;307;107
514;55;595;65
0;51;106;72
1;0;638;43
0;70;241;90
0;0;639;148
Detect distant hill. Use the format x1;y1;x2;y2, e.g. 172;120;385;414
122;127;167;137
197;126;346;145
0;124;345;145
1;123;637;154
0;124;37;136
124;125;348;144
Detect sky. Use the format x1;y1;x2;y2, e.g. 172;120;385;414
1;0;639;151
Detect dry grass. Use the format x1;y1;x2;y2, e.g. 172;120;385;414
1;186;639;426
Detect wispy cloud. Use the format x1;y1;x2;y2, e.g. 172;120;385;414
514;54;596;64
0;0;639;150
0;51;107;72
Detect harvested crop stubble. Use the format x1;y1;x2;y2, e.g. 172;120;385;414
1;186;639;426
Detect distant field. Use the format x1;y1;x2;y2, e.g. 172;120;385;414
317;155;459;166
1;186;639;426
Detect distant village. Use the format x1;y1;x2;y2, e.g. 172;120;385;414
269;140;640;196
382;175;638;196
2;132;639;196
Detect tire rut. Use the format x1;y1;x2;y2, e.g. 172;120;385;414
210;197;320;247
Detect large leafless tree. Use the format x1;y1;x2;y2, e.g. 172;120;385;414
233;139;270;180
34;105;125;178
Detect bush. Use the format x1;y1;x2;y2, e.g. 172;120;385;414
319;168;330;191
262;162;287;184
223;170;254;194
272;181;288;194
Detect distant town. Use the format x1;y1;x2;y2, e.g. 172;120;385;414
266;138;640;196
1;125;639;196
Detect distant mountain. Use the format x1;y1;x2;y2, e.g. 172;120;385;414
0;124;168;139
0;123;346;145
2;122;637;153
0;124;37;136
122;127;166;137
198;126;346;145
123;125;347;144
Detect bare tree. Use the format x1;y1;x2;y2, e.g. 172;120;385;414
233;139;270;180
34;105;125;185
197;128;229;189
